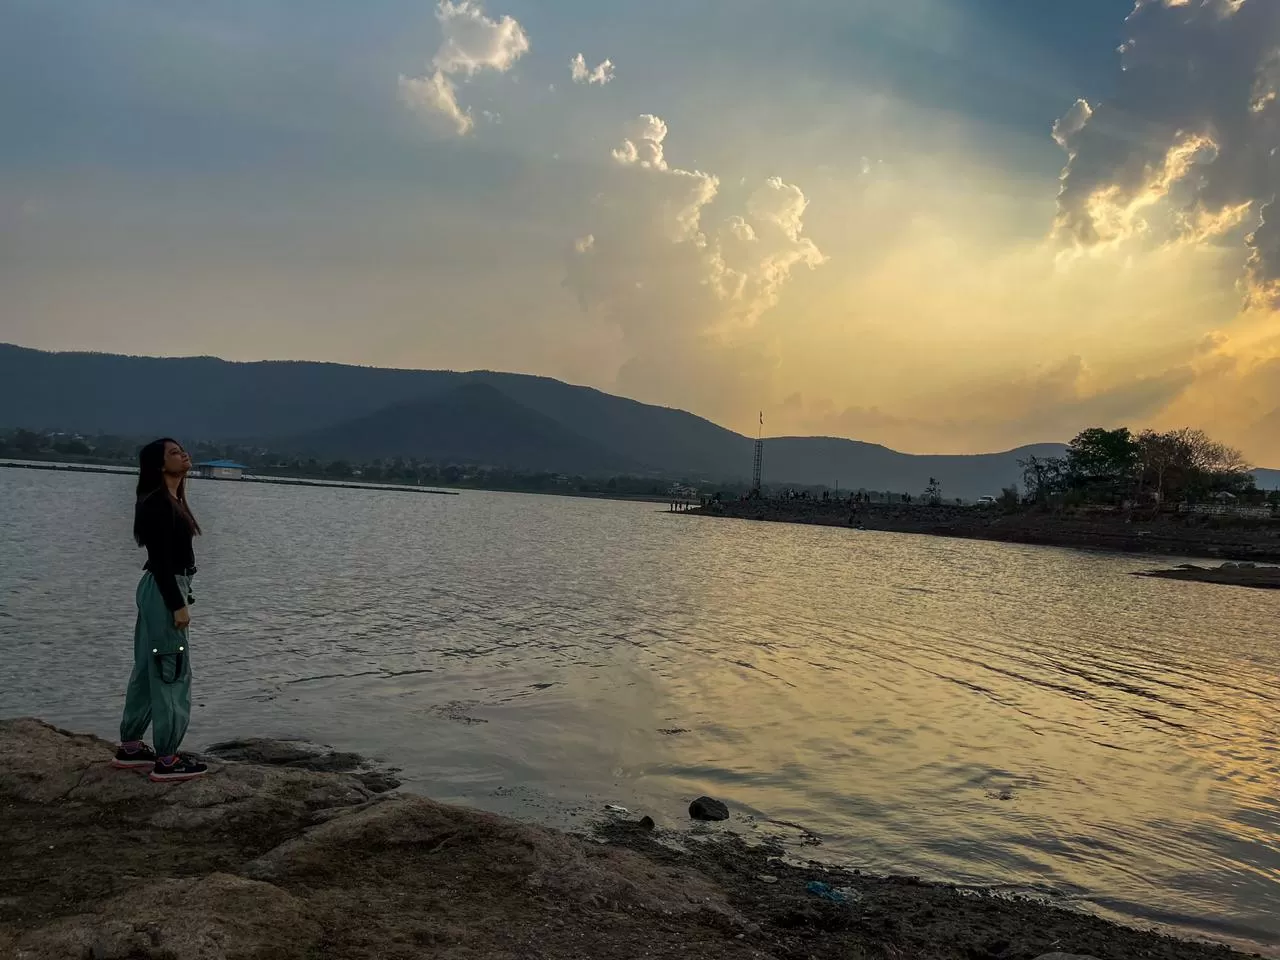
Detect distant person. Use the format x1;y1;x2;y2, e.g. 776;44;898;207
113;438;209;782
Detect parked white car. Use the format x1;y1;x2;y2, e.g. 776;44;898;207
975;496;997;506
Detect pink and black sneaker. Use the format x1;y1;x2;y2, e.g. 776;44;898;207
112;741;158;771
149;755;209;783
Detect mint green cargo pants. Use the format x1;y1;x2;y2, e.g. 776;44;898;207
119;572;193;757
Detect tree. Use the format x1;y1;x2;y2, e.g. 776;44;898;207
1066;427;1138;495
1019;455;1068;504
1181;429;1252;494
54;438;91;456
923;477;943;505
14;429;42;456
1136;429;1185;502
1136;427;1253;501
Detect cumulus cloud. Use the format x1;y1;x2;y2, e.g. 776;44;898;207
399;0;529;136
1052;0;1280;302
570;53;615;86
611;114;670;170
399;70;473;135
566;115;825;421
709;178;825;317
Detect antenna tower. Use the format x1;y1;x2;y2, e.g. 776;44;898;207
752;411;764;496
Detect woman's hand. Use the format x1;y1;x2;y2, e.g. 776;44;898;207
173;607;192;630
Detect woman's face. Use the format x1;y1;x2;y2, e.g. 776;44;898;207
162;441;191;477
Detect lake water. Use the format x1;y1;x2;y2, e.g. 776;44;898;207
2;469;1279;950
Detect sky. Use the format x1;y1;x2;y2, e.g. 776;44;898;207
2;0;1279;464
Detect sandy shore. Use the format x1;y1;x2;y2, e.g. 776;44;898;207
690;500;1280;565
0;718;1255;960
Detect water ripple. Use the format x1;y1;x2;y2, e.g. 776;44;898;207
1;470;1279;949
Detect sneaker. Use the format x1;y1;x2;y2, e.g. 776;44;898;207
112;742;158;771
149;755;209;783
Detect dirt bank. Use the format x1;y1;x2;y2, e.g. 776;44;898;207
691;500;1280;564
0;719;1251;960
1136;562;1280;589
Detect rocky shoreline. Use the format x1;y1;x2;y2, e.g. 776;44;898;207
690;500;1280;565
1135;562;1280;589
0;718;1257;960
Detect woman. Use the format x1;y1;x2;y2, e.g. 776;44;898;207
113;438;209;782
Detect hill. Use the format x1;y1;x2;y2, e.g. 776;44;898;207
7;343;1266;499
1255;468;1280;490
294;382;637;475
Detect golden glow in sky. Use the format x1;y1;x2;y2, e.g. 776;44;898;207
2;0;1278;464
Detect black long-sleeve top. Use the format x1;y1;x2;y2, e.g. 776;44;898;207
136;491;196;612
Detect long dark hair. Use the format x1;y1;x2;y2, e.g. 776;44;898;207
134;437;201;545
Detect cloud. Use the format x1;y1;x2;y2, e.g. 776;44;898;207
399;0;529;136
1051;0;1280;302
432;0;529;75
709;178;825;321
566;115;824;422
790;356;1198;454
570;53;615;86
1157;319;1280;464
399;70;473;135
611;114;670;170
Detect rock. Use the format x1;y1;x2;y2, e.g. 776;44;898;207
2;718;744;959
205;737;402;792
638;815;656;831
757;875;778;884
1032;955;1101;960
241;793;734;919
689;796;730;822
0;719;374;831
0;719;109;803
18;874;322;960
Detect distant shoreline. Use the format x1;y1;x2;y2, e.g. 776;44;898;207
0;458;694;506
689;499;1280;565
0;459;457;496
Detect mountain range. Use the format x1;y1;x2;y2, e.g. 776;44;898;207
2;343;1275;497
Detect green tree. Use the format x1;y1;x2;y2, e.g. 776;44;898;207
54;438;91;456
923;477;943;505
1066;427;1138;493
14;429;42;456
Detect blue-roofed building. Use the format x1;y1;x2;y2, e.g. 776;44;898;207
194;459;249;480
